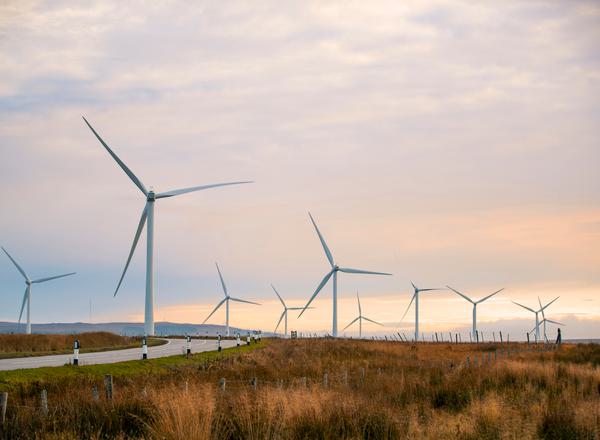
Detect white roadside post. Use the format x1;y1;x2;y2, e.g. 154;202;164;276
142;336;148;360
186;335;191;356
73;339;80;366
246;332;251;346
217;334;222;352
236;333;241;347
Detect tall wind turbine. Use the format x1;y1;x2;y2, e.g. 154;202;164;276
537;296;562;342
513;296;559;343
447;286;504;339
298;213;392;337
82;117;251;336
202;263;260;336
272;284;306;338
2;247;75;334
401;283;444;342
342;292;383;338
529;318;564;342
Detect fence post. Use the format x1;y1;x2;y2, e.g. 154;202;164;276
40;389;48;416
466;356;470;367
0;392;6;425
323;373;328;387
476;330;479;343
219;378;226;391
92;386;100;402
250;377;257;390
435;332;439;343
343;370;348;386
360;367;365;383
301;377;307;387
499;331;503;344
104;374;113;401
493;332;496;343
527;333;530;345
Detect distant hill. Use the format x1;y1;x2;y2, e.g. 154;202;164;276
0;321;266;336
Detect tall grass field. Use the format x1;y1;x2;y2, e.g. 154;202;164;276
0;338;598;439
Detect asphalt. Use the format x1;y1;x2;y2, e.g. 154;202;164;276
0;338;240;371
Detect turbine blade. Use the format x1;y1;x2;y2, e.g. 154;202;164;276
411;281;417;290
1;247;29;280
446;285;474;304
338;267;392;276
512;301;536;313
215;262;228;297
538;296;546;319
32;272;76;283
342;316;360;331
82;117;147;196
308;212;334;267
18;286;28;324
202;298;227;324
400;293;416;322
540;296;559;312
477;288;504;304
545;319;565;326
271;284;286;308
298;270;334;317
229;297;261;305
114;205;147;297
274;311;285;333
156;181;253;199
362;316;384;326
418;288;444;292
287;306;313;310
357;291;362;315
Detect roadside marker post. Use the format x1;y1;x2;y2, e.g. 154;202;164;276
217;334;222;352
236;333;241;347
246;332;251;346
73;339;80;366
142;336;148;360
186;335;191;356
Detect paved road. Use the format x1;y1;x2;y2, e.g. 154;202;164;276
0;339;239;371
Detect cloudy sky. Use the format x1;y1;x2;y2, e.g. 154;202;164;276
1;1;599;338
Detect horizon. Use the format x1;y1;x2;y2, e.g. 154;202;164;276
1;1;599;339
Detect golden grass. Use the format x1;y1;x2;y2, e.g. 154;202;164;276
1;339;599;439
0;332;137;355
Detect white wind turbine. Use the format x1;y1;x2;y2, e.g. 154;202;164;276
2;247;75;334
537;296;563;342
298;213;392;337
83;117;251;336
202;263;260;337
447;285;504;340
513;296;559;343
400;282;444;342
342;292;383;338
272;284;307;338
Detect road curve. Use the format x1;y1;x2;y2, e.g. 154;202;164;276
0;338;239;371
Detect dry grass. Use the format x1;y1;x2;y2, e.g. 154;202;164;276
1;339;599;439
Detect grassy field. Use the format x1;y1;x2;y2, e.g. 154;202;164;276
0;332;165;359
0;339;598;439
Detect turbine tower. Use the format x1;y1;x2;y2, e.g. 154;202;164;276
342;292;383;338
2;247;75;334
202;263;260;336
83;117;251;336
298;213;392;337
272;284;306;338
401;282;444;342
513;296;559;343
447;286;504;339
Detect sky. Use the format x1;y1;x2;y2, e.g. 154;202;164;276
0;0;599;339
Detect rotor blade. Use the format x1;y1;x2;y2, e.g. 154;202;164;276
82;117;147;196
338;267;392;276
538;297;546;319
215;262;228;297
18;286;28;324
287;306;313;310
114;205;147;297
540;296;559;312
400;293;416;322
201;298;227;324
411;281;417;290
156;181;253;199
477;288;504;304
342;316;360;331
512;301;536;313
362;316;384;326
446;285;474;304
229;297;261;306
32;272;76;284
357;291;362;315
271;284;286;308
308;212;334;267
545;319;565;326
298;270;334;318
418;288;444;292
1;247;29;280
274;311;286;333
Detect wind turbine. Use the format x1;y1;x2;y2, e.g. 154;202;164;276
202;263;260;337
400;283;444;342
513;296;559;343
342;292;383;338
447;286;504;340
272;284;307;338
2;247;75;334
82;117;251;336
298;213;392;337
537;296;563;342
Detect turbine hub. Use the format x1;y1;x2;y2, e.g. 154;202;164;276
26;280;32;285
334;265;339;271
147;190;156;201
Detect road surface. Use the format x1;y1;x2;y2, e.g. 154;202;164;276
0;338;239;371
